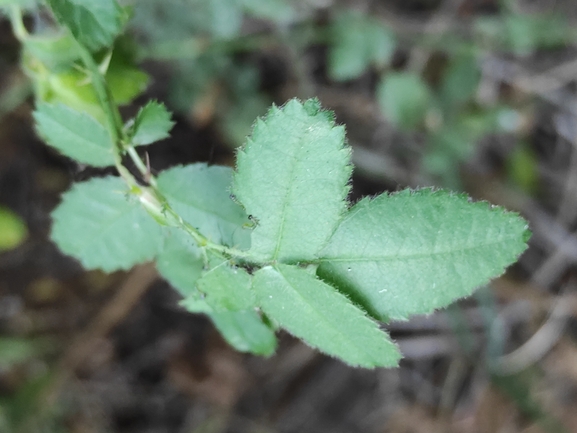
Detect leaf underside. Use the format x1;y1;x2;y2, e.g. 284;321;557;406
377;72;431;130
157;163;251;249
34;103;115;167
233;98;352;263
318;189;530;321
179;287;276;356
51;176;164;271
155;227;204;298
253;264;401;368
197;261;255;312
209;309;277;356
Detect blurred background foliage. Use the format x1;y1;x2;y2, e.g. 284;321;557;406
2;0;577;432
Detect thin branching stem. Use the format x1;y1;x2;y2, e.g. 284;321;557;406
69;30;251;261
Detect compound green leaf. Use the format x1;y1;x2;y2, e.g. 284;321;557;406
209;309;277;356
157;164;250;248
377;72;431;130
318;189;530;321
51;176;164;272
156;227;204;297
46;0;126;52
233;99;351;263
197;261;255;312
33;103;115;167
130;101;174;146
329;11;396;81
253;264;400;368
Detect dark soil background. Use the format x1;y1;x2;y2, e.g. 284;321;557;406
3;0;577;432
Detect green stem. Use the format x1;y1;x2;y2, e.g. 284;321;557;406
137;187;251;259
165;206;252;259
61;34;146;192
126;146;147;173
73;40;124;148
126;146;158;187
66;26;250;262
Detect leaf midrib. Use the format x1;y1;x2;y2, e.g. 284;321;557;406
318;235;523;263
271;142;302;260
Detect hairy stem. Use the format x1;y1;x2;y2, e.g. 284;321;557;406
66;28;250;261
73;41;123;146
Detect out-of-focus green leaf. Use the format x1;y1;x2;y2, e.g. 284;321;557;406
505;13;570;56
33;67;104;124
0;371;57;430
0;206;27;252
328;11;396;81
105;37;150;105
508;141;539;194
23;32;80;71
377;72;431;130
475;13;570;56
242;0;294;23
441;50;480;107
0;338;39;369
220;95;270;147
204;0;243;39
424;108;506;187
